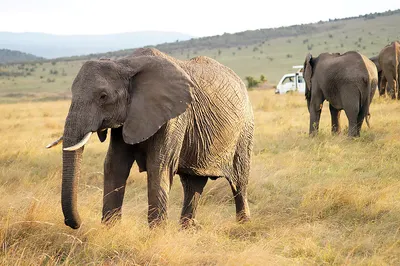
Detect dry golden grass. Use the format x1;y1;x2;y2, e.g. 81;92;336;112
1;90;400;265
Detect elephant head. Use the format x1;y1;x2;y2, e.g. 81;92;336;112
303;53;313;110
47;55;194;229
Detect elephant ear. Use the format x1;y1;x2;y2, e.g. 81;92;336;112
117;56;194;145
303;53;313;100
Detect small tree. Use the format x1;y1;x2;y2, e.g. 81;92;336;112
245;76;260;89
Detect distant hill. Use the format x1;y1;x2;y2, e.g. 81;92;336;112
0;49;43;64
1;8;400;104
54;9;400;62
0;31;193;58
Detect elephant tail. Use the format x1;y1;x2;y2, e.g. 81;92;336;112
365;78;376;128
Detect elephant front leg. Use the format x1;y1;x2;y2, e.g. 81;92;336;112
329;104;341;134
309;99;323;136
146;168;173;228
180;175;208;228
102;129;135;225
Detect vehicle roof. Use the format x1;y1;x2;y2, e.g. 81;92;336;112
282;72;303;77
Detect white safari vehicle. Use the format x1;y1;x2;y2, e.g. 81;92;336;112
275;66;306;94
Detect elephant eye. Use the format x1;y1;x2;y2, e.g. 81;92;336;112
100;92;107;101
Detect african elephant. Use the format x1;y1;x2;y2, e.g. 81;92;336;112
378;41;400;99
303;51;378;137
369;55;384;95
47;48;254;229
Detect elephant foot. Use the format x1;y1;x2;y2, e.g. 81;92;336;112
101;211;122;228
237;214;251;224
180;218;203;230
148;218;167;229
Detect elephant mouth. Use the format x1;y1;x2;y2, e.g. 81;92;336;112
46;124;124;150
63;132;94;151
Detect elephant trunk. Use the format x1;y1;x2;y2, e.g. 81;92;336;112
62;148;83;229
61;108;88;229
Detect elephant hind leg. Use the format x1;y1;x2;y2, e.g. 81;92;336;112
356;105;368;136
346;110;360;137
329;104;341;134
179;174;208;228
387;77;396;99
229;134;252;223
229;179;250;223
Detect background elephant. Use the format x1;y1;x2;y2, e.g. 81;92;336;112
369;55;384;95
47;48;254;229
303;51;378;137
378;41;400;99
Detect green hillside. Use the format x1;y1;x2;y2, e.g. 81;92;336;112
0;49;43;64
1;9;400;102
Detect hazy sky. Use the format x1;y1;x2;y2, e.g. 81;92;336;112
0;0;398;37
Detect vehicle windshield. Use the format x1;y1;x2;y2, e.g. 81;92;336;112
282;76;295;85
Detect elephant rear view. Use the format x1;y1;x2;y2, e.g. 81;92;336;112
303;51;378;137
378;41;400;99
47;48;254;229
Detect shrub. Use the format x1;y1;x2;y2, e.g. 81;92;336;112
245;76;261;89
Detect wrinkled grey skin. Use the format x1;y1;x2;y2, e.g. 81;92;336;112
59;48;254;229
303;51;378;137
369;55;384;96
378;41;400;99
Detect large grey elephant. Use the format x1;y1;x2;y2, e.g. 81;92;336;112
47;48;254;229
303;51;378;137
378;41;400;99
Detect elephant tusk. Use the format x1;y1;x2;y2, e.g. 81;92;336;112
63;132;93;151
46;136;63;149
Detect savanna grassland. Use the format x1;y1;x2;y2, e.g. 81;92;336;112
1;90;400;265
1;8;400;266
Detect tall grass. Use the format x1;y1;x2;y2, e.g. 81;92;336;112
1;90;400;264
